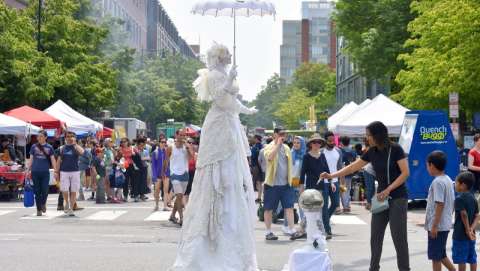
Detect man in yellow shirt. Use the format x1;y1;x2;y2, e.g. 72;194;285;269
263;127;296;241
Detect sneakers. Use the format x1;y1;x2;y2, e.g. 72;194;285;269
290;231;307;241
64;209;75;217
326;233;333;240
57;205;64;211
281;225;296;236
109;198;121;204
265;232;279;241
41;205;46;213
36;210;42;216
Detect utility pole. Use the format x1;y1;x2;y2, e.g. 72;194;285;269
37;0;43;52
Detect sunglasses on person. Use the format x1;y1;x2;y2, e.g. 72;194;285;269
160;141;167;144
311;140;323;145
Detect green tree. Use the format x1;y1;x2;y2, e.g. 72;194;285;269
334;0;416;91
29;0;117;116
395;0;480;117
291;63;336;111
0;2;61;111
274;87;313;129
249;74;287;129
139;54;205;124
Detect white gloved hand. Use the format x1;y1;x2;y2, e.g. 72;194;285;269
248;106;258;114
228;65;238;81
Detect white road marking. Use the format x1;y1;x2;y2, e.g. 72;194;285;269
20;210;64;220
85;210;127;221
0;210;15;216
0;233;25;236
101;234;135;238
330;215;367;225
144;211;171;221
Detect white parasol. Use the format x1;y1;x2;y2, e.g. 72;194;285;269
192;0;276;65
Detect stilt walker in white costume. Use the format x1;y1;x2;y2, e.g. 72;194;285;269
169;43;258;271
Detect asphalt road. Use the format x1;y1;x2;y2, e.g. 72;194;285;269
0;194;453;271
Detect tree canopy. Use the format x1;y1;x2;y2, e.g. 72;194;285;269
0;0;206;133
334;0;416;91
249;63;336;130
394;0;480;117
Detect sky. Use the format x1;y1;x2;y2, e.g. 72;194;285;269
158;0;304;101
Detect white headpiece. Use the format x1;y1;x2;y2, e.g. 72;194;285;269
193;43;230;102
206;42;230;70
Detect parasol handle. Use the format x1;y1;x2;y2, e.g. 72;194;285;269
233;10;236;66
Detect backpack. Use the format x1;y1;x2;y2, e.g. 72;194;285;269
341;148;357;166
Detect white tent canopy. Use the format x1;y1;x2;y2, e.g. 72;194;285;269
327;101;358;132
336;94;409;136
44;100;103;134
0;113;41;135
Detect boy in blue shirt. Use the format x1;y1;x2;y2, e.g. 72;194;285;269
425;151;455;271
453;171;479;271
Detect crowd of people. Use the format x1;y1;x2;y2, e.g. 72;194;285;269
22;121;480;271
25;128;199;223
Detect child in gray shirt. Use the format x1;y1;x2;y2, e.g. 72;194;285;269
425;151;455;271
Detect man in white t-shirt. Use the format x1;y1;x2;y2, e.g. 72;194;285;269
167;129;194;226
320;131;344;239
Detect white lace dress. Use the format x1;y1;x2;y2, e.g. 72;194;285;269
169;69;258;271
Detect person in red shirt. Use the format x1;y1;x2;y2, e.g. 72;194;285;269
184;138;198;205
468;134;480;192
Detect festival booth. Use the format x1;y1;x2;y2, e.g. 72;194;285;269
335;94;409;136
0;113;41;136
102;127;114;138
44;100;103;136
4;105;64;137
398;111;459;200
0;113;41;199
185;124;201;137
327;101;358;132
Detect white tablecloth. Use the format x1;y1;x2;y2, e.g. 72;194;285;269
286;248;332;271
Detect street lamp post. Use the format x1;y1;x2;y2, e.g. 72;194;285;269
37;0;42;52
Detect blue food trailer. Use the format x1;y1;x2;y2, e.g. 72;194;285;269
398;111;459;200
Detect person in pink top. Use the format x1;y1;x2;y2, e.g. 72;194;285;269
120;138;135;202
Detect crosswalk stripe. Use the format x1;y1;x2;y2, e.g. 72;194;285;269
20;210;64;220
0;210;15;216
144;211;171;221
331;215;367;225
85;210;127;221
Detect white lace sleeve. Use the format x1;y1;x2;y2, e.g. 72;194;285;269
207;72;237;111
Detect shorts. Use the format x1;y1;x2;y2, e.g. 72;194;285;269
172;180;188;195
453;239;477;264
85;168;91;177
171;172;189;194
428;231;449;260
263;184;295;210
60;171;81;193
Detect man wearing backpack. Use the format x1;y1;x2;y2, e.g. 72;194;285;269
339;136;357;213
55;131;84;216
